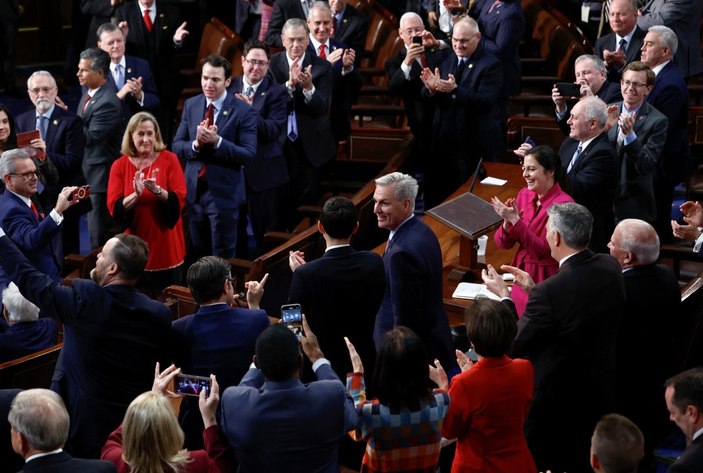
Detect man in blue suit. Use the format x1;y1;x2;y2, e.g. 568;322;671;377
0;230;172;459
372;172;455;372
0;149;81;290
16;70;86;256
172;54;257;259
594;0;645;83
420;16;504;208
96;22;160;120
220;322;358;473
173;256;269;449
230;40;288;257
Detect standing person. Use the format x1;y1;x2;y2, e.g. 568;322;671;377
492;145;573;316
172;54;257;260
115;0;190;140
372;172;455;372
230;40;288;256
0;230;172;459
483;202;625;473
345;327;450;473
107;111;186;294
440;299;536;472
329;0;368;57
76;47;124;249
664;368;703;473
15;70;86;256
594;0;645;82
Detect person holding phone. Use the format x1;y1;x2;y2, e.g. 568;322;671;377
107;111;186;295
491;145;573;316
101;363;236;473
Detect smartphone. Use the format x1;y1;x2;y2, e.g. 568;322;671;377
555;82;582;98
412;35;423;45
71;185;91;201
465;348;479;362
281;303;303;339
174;374;211;397
524;135;537;147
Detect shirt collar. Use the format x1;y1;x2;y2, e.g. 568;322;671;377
242;78;262;93
37;105;55;119
111;57;127;72
616;26;637;47
651;60;670;76
622;102;643;115
578;134;598;152
138;2;156;17
207;91;228;111
9;190;33;208
26;449;63;463
389;214;414;241
325;243;351;252
309;35;330;53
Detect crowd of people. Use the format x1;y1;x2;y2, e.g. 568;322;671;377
0;0;701;472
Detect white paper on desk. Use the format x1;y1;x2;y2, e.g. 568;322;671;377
480;176;507;186
452;282;502;301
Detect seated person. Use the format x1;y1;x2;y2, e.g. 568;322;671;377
0;282;58;363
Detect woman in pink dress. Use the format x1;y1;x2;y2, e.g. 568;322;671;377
492;145;573;315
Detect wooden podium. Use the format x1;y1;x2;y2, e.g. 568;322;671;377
426;191;503;282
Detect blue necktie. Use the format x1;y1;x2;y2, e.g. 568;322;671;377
567;145;583;173
287;112;298;141
245;86;254;97
618;38;628;54
37;115;48;139
115;64;124;89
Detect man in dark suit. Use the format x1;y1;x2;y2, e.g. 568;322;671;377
268;18;335;225
231;40;288;257
220;323;358;472
607;219;680;460
0;282;58;363
0;388;23;472
96;22;160;120
0;231;172;459
595;0;645;83
16;70;86;256
0;150;80;289
329;0;368;60
640;25;691;242
558;96;618;252
605;61;667;223
115;0;190;140
483;202;626;473
76;47;123;249
553;54;622;136
372;172;455;372
173;256;269;449
665;368;703;473
265;0;307;48
172;54;257;260
288;196;385;382
306;1;362;144
637;0;703;78
420;16;503;208
9;389;116;472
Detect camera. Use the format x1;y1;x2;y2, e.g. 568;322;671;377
71;185;91;201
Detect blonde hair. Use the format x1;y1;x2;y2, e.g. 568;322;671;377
122;392;190;473
121;111;166;157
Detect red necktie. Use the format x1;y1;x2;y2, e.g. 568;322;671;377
82;94;91;112
258;2;273;42
30;201;39;219
204;103;214;127
488;0;502;13
319;44;326;59
420;56;428;69
144;8;153;32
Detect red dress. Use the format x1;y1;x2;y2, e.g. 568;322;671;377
493;183;573;315
107;150;186;271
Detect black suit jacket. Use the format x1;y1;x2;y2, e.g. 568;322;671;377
265;0;306;48
558;133;619;252
670;435;703;473
114;1;183;99
105;55;161;119
267;52;336;167
508;250;625;472
20;452;116;473
555;80;622;135
288;246;385;382
333;4;368;58
0;389;23;472
594;26;645;82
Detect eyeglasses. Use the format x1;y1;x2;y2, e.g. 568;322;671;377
28;87;55;95
244;59;269;68
621;79;647;90
451;33;478;44
10;171;38;180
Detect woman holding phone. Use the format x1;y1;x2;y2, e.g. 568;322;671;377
491;145;573;316
107;111;186;295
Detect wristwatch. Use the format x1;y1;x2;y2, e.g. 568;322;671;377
155;186;162;195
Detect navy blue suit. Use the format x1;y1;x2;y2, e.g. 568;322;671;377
230;76;288;254
374;217;455;371
0;389;23;472
333;4;368;59
220;363;358;473
172;303;269;449
0;317;58;363
594;26;645;83
0;234;172;459
104;55;161;119
172;92;257;258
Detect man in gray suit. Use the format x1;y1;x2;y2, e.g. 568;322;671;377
605;61;667;223
76;47;123;249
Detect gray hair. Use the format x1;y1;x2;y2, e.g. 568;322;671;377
26;70;57;90
616;219;660;265
308;0;332;18
580;95;608;128
575;54;607;75
96;21;122;42
79;47;110;77
591;413;644;473
399;12;423;29
453;16;479;34
547;202;593;250
0;148;31;179
8;389;70;452
648;25;678;56
282;18;310;36
375;172;418;207
2;282;40;323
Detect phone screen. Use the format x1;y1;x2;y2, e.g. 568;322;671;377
281;304;303;339
174;374;211;397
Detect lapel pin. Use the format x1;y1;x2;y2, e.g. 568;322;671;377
53;119;59;125
127;68;132;74
222;110;229;116
159;13;164;18
343;18;348;23
468;64;473;69
261;92;267;96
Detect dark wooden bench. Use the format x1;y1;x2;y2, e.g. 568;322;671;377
0;343;62;389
